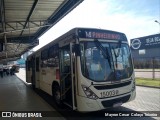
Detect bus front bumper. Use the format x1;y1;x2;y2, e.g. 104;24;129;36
76;89;136;112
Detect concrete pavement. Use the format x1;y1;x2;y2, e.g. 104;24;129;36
0;71;65;120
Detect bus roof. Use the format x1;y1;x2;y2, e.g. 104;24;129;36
28;27;127;58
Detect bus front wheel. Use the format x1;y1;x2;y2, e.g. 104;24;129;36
53;85;62;106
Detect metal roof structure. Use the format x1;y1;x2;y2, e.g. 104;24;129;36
0;0;83;63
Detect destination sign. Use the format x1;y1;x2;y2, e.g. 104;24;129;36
78;28;127;41
130;34;160;50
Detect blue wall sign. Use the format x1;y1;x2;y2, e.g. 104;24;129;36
131;34;160;50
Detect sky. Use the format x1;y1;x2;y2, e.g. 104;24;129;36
34;0;160;50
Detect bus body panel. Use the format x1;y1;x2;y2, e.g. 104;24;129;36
76;89;136;111
76;56;136;112
40;67;60;95
26;58;32;83
26;68;31;83
33;52;40;89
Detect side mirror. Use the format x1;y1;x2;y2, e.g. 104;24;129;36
73;44;80;56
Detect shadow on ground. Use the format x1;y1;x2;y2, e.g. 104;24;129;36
27;85;157;120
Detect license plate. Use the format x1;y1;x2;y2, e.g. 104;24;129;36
100;89;119;98
113;102;122;107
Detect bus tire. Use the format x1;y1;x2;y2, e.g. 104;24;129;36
53;85;62;107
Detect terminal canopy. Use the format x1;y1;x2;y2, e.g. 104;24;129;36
0;0;83;63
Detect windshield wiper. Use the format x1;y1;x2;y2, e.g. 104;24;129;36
112;40;122;68
94;39;111;68
115;40;122;57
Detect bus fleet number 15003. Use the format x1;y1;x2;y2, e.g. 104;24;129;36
100;90;119;98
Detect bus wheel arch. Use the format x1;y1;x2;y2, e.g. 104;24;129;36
52;81;62;106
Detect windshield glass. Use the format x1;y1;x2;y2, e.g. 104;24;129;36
80;41;133;82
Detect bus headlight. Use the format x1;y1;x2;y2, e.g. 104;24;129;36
81;85;98;100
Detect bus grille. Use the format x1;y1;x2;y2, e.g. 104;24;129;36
101;95;130;108
94;81;131;90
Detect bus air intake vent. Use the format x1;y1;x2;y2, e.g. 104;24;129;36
94;81;131;90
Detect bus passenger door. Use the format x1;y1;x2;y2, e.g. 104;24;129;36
60;44;75;109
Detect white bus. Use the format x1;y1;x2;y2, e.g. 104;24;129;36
26;28;136;112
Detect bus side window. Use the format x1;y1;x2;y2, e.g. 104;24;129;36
48;44;59;67
62;51;70;73
41;49;48;68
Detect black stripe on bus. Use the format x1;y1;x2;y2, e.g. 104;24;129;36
94;81;132;90
101;94;131;108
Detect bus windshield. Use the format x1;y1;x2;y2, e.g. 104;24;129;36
80;40;133;82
